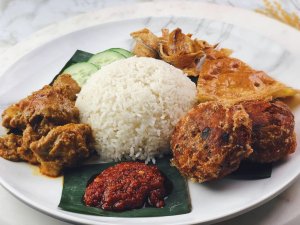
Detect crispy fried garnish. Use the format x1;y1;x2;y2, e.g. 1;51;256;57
131;28;159;58
131;28;228;76
159;28;204;69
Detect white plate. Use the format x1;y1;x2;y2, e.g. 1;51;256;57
1;5;300;225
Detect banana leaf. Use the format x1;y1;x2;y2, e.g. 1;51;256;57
59;157;191;217
228;161;272;180
50;50;94;84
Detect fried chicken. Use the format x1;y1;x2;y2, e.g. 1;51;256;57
30;123;94;177
242;100;296;163
171;102;253;182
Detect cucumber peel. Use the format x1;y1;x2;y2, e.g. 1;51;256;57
63;62;98;86
109;48;134;58
88;50;126;68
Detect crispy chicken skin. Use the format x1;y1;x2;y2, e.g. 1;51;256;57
0;134;22;161
30;123;94;177
131;28;225;76
16;126;44;164
171;102;253;182
241;100;296;163
131;28;160;58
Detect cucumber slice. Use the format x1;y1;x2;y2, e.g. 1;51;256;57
110;48;134;58
63;62;98;86
88;50;126;67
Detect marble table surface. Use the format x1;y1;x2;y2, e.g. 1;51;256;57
1;1;300;225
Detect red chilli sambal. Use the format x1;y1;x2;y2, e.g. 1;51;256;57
83;162;168;211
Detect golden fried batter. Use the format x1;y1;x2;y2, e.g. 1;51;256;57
171;102;253;182
0;134;22;161
131;28;160;58
197;56;297;104
158;28;205;69
242;100;296;163
30;123;94;177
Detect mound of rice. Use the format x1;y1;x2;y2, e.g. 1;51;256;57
75;57;196;161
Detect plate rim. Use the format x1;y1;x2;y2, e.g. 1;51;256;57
1;2;300;225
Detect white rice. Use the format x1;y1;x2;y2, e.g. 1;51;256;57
75;57;197;162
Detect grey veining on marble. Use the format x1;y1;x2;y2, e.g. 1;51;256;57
0;0;299;52
142;16;292;76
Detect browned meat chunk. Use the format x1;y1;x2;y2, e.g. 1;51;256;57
53;74;81;101
242;100;296;163
171;102;253;182
1;74;80;133
2;104;25;131
0;134;22;161
16;126;43;164
17;84;79;129
1;75;81;165
30;123;94;177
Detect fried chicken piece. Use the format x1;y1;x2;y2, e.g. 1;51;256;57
197;56;298;104
242;100;296;163
0;134;22;161
30;123;94;177
171;102;253;182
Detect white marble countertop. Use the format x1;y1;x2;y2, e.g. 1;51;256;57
1;1;300;225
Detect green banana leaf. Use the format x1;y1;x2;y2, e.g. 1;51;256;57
50;50;94;84
59;157;191;217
